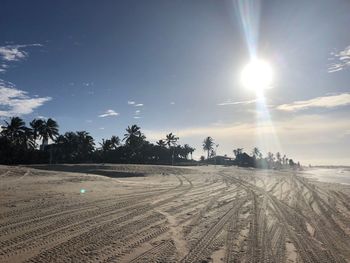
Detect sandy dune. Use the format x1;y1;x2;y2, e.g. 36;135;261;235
1;164;350;262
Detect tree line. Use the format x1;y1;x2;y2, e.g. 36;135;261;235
0;116;301;169
0;117;195;165
202;136;302;170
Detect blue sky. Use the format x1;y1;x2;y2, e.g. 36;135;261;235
0;0;350;165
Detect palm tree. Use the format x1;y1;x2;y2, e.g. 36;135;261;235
165;133;179;165
276;152;281;164
202;136;214;160
1;117;27;143
156;139;167;147
36;118;59;149
252;147;261;159
189;146;195;160
99;139;113;152
23;127;36;149
1;116;36;149
267;152;275;168
165;133;179;148
183;144;192;160
110;135;120;150
282;154;286;165
30;119;45;142
76;131;95;159
54;133;75;161
233;148;243;158
123;125;144;145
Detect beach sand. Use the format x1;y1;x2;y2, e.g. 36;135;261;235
1;164;350;262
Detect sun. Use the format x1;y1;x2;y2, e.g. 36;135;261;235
241;59;273;93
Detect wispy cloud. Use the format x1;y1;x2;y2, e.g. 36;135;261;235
328;46;350;73
133;116;141;119
135;110;140;115
217;98;258;106
0;80;51;117
128;100;143;107
98;109;119;117
0;44;42;62
0;64;8;73
276;93;350;112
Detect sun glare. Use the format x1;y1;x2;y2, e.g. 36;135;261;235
241;59;273;93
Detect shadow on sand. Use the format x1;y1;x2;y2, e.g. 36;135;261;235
27;164;145;178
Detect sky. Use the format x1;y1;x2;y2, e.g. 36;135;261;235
0;0;350;165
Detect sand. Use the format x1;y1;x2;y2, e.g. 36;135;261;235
1;164;350;262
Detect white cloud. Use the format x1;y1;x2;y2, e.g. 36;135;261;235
170;102;175;105
328;46;350;73
135;110;140;115
128;100;143;107
0;81;51;117
0;44;42;62
133;116;141;119
217;98;259;106
98;109;119;118
276;93;350;112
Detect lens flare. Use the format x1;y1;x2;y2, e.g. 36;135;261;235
241;59;273;92
234;0;283;155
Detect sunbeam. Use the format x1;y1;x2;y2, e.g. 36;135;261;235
235;0;281;154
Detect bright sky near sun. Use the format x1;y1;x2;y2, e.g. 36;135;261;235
0;0;350;165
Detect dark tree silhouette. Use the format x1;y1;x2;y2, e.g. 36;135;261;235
165;133;179;148
123;125;145;147
30;119;44;143
165;133;179;165
203;137;214;160
35;118;59;149
252;147;261;159
1;117;302;169
183;144;192;160
110;136;120;150
1;117;27;144
189;146;195;160
100;139;113;152
233;148;243;158
156;139;167;147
